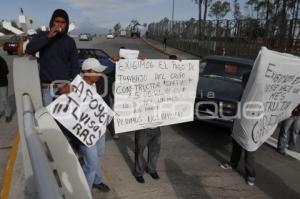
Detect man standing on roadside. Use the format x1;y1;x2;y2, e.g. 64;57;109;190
80;58;111;192
26;9;80;106
219;71;256;186
277;104;300;154
163;36;167;51
0;55;12;122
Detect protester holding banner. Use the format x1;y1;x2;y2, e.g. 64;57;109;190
219;71;256;186
134;127;161;183
277;104;300;155
133;54;180;184
78;58;111;192
26;9;80;106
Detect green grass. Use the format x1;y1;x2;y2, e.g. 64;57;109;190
0;38;5;47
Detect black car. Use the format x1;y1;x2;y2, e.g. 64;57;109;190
194;55;254;127
77;48;114;74
3;35;26;55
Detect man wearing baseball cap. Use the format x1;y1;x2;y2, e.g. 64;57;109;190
79;58;111;192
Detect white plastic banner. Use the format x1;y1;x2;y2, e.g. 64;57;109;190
47;75;114;147
119;49;139;59
114;59;199;133
232;47;300;151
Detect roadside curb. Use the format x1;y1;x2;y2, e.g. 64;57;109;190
0;133;20;199
266;137;300;161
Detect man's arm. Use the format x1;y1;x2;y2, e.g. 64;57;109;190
25;33;50;55
26;26;62;55
69;39;80;79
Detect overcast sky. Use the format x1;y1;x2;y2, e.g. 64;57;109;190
1;0;248;30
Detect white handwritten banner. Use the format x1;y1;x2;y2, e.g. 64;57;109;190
232;47;300;151
47;75;114;147
114;59;199;133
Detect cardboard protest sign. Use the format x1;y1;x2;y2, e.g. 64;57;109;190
47;75;114;147
119;49;139;59
232;47;300;151
114;59;199;133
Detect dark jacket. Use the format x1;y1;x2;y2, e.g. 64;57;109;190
26;9;80;83
0;56;8;87
292;104;300;116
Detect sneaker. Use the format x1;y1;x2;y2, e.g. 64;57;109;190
93;183;110;192
246;176;255;186
149;172;160;180
287;145;300;152
219;163;232;170
135;176;145;183
5;116;12;123
247;180;255;186
277;148;286;156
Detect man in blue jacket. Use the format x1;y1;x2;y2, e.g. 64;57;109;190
26;9;80;106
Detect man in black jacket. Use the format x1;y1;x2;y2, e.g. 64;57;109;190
0;55;12;122
26;9;80;106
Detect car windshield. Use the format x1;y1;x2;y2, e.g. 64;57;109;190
9;36;19;42
200;60;252;82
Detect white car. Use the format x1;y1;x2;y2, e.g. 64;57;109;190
79;33;92;41
106;34;115;39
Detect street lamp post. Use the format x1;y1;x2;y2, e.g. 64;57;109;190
172;0;174;32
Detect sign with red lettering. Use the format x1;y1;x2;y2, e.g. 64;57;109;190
47;75;114;147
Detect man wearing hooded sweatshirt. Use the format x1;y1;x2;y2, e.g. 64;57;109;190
26;9;80;106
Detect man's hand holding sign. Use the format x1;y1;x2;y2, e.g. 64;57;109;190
47;59;114;148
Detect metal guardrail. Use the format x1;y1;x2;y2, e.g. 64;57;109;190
22;94;62;199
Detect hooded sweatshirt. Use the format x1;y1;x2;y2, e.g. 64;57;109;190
26;9;80;83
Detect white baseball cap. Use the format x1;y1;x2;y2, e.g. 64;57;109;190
82;58;107;73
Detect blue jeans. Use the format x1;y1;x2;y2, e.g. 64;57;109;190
0;86;11;117
41;87;58;106
80;133;106;189
278;116;300;151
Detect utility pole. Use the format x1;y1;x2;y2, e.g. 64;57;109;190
171;0;175;32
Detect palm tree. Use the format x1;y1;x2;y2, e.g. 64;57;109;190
192;0;203;39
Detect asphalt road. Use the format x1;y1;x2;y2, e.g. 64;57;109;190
0;36;300;199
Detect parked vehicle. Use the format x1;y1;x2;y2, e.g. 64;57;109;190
79;33;92;41
77;48;113;74
120;30;126;37
194;55;254;127
106;33;115;39
3;35;26;55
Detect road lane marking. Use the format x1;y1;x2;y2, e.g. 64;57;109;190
0;133;20;199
